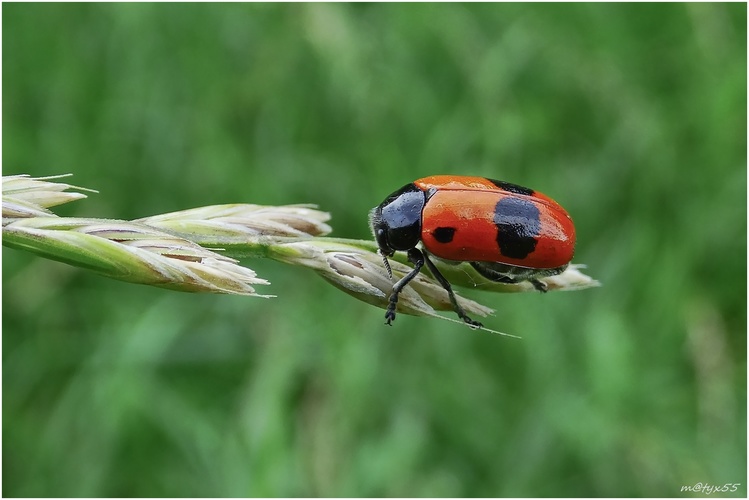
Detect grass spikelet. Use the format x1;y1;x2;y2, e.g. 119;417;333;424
137;204;332;238
3;217;271;296
2;174;96;222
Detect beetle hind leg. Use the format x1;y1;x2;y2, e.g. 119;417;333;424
531;279;548;292
471;261;559;293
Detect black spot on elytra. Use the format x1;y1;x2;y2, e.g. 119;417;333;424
432;226;456;243
494;197;540;259
486;178;534;196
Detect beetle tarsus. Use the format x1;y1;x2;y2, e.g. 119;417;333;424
459;313;483;329
385;294;398;325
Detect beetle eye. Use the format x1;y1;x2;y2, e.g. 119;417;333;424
372;224;394;256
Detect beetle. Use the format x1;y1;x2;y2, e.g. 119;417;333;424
369;175;576;327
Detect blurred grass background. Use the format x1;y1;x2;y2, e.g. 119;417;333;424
3;3;746;497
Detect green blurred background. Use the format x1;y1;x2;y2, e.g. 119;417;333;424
3;3;746;497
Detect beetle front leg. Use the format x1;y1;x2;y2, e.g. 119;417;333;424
385;248;425;325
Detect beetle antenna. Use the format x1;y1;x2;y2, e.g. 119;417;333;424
380;250;393;280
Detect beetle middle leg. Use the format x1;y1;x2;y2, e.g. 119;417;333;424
422;251;482;328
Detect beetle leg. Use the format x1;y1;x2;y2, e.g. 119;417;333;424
385;248;425;325
472;262;550;293
422;251;483;329
531;279;548;292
